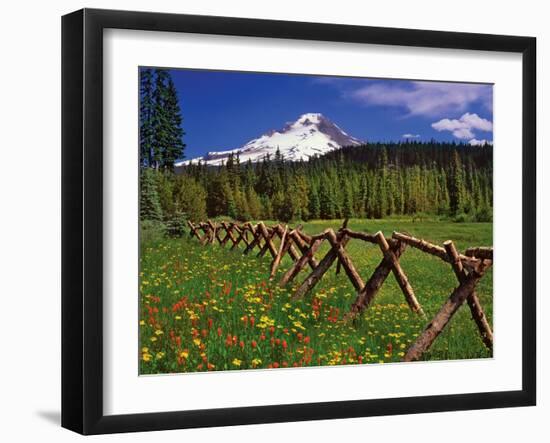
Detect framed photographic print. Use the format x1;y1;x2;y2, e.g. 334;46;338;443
61;8;536;435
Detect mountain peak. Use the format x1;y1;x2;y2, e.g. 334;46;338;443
177;113;363;167
296;112;324;124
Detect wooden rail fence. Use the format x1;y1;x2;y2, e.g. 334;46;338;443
187;220;494;362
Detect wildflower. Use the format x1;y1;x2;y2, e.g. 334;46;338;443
250;316;255;327
272;362;280;368
239;340;245;349
217;327;222;337
156;352;165;360
282;340;288;350
193;338;201;347
232;358;242;367
304;336;310;345
154;329;163;336
142;353;152;362
251;340;257;349
180;350;189;359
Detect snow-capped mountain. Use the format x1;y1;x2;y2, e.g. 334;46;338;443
176;113;363;166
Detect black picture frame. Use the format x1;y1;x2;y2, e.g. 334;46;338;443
61;8;536;435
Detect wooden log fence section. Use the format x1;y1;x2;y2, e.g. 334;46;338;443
187;220;493;362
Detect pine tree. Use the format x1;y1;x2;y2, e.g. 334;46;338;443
151;69;171;169
308;185;321;220
319;176;335;219
449;149;465;215
162;76;185;169
140;168;163;221
139;68;155;168
342;182;354;218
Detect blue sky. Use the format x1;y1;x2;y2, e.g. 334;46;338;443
148;68;493;159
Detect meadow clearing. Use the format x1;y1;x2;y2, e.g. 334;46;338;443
139;218;493;374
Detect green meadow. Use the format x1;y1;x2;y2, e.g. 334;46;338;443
139;218;493;374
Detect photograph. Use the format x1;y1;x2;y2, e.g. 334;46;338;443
138;68;494;375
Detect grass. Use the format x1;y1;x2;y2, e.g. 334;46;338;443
139;218;493;374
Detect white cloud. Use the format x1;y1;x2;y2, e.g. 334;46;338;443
431;112;493;140
468;138;493;146
402;133;420;139
350;81;492;117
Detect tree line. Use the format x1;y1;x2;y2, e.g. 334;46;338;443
140;141;493;230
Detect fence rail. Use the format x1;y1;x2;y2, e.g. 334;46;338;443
187;219;493;362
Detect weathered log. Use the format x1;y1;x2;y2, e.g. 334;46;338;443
257;224;278;258
207;220;217;244
273;224;300;262
279;237;324;287
335;219;349;275
375;231;424;316
465;246;493;261
392;231;481;270
187;221;203;241
340;228;378;244
293;234;350;300
326;230;364;292
403;260;490;362
229;224;247;250
350;241;407;314
444;240;493;351
233;225;251;248
220;222;238;247
290;230;319;270
198;225;211;245
270;226;289;279
243;224;263;254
